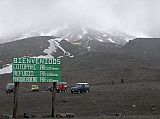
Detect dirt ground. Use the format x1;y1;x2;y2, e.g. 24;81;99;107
6;115;160;119
0;78;160;118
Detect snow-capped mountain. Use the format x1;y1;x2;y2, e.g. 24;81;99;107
0;25;134;45
53;25;134;45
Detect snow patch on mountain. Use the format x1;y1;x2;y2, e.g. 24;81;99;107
43;38;73;58
18;26;68;40
0;64;12;75
107;38;115;43
103;34;107;37
62;33;71;40
87;46;92;51
19;33;32;39
53;39;71;56
95;34;103;42
77;34;82;39
43;39;56;58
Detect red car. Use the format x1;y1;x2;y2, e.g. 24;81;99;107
56;82;68;92
47;82;68;93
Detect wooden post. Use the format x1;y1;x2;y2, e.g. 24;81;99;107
52;82;57;118
13;82;19;119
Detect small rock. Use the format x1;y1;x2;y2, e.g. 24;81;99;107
62;99;68;103
121;79;124;84
151;105;156;111
111;81;114;85
115;113;122;116
97;113;106;116
91;99;96;103
132;104;136;108
0;114;12;119
24;112;35;118
56;113;66;118
66;113;75;118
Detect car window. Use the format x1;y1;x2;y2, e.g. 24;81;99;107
82;84;85;87
85;84;89;87
6;84;14;88
75;84;81;87
32;85;38;88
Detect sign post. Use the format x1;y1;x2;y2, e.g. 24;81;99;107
12;57;62;118
52;82;57;117
13;82;19;119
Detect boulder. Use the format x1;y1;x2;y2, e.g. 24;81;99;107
66;113;75;118
115;113;122;116
56;113;66;118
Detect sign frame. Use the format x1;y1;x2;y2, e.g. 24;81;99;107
12;57;62;118
12;57;62;83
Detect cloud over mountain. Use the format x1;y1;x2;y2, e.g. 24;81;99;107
0;0;159;38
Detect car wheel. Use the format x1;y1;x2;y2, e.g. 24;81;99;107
77;90;81;94
71;91;73;94
6;90;8;94
57;90;61;93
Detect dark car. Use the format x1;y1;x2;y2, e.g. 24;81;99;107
5;83;15;94
70;83;89;94
47;86;53;92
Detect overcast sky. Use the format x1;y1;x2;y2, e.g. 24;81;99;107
0;0;160;38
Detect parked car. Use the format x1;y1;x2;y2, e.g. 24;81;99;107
31;85;39;92
47;86;52;92
5;83;15;94
57;82;67;92
70;83;89;94
47;82;68;93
